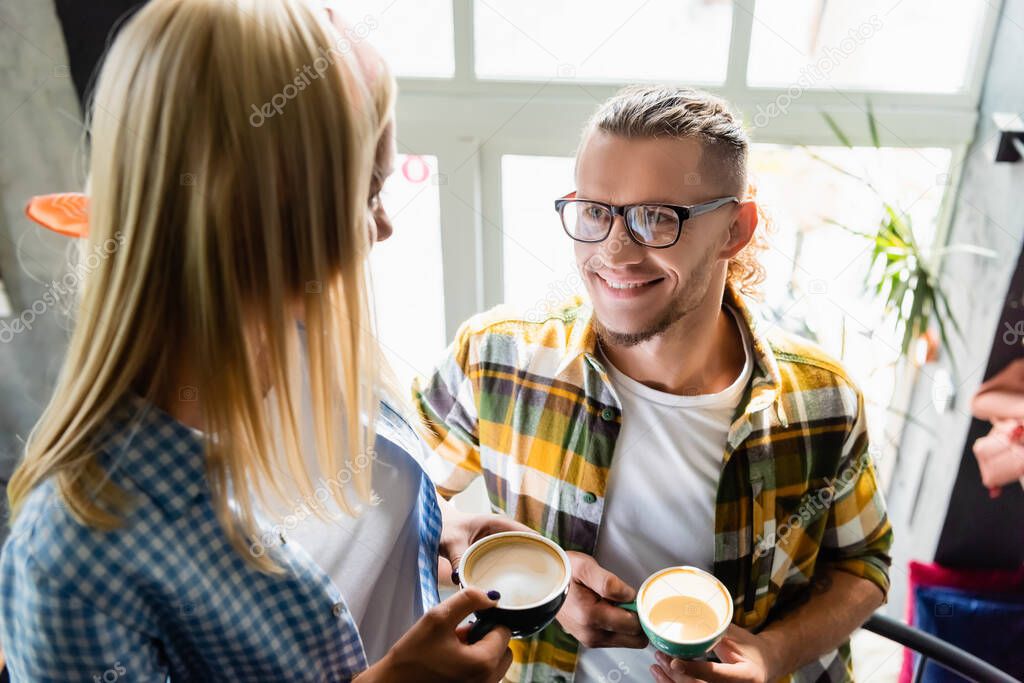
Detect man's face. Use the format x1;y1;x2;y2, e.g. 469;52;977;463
573;131;740;347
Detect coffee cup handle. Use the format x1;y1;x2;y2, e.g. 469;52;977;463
466;613;499;645
616;600;638;612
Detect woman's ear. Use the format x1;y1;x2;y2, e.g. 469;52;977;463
719;200;759;260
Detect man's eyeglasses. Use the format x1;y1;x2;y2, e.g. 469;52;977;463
553;193;739;249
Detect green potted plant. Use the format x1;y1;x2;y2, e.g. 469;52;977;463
810;107;994;381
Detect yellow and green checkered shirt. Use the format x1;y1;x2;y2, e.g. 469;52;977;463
414;286;892;682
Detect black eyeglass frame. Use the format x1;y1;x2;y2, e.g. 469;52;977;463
553;194;740;249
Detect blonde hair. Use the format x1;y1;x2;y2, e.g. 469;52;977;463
8;0;393;572
583;85;769;298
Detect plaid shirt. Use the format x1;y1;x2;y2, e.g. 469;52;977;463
414;285;892;683
1;395;441;682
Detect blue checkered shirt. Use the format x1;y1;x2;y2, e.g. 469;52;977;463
0;396;441;681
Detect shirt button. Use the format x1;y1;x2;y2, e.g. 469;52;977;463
331;602;345;618
583;491;597;504
600;407;615;421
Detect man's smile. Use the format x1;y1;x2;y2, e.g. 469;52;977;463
593;271;667;298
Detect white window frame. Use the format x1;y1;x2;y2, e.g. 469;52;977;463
390;0;1003;341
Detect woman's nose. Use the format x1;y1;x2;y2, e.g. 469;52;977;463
372;205;393;243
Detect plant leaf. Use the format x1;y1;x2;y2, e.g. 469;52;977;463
867;100;881;149
821;111;853;149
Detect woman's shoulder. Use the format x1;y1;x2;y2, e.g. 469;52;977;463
4;480;118;593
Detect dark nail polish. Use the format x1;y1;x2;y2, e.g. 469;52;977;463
451;570;460;585
487;590;501;600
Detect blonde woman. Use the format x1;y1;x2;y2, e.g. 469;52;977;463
0;0;513;680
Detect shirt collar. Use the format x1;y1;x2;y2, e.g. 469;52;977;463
567;282;788;428
94;394;209;516
723;284;787;424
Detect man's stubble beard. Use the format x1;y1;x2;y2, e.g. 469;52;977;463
592;245;720;349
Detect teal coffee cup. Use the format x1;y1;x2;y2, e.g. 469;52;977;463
620;566;734;660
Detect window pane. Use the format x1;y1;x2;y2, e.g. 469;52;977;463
748;0;987;92
475;0;732;83
501;155;578;315
339;0;454;78
371;154;446;388
750;144;952;455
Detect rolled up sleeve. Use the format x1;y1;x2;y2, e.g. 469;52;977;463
819;389;894;599
412;320;484;499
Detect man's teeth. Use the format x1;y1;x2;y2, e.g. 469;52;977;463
605;280;649;289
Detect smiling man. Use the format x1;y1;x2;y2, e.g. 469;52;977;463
415;86;892;683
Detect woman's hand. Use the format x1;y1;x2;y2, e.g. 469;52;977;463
439;502;533;583
359;588;513;682
972;418;1024;496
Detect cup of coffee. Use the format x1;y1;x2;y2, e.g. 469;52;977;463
620;566;733;660
457;531;572;643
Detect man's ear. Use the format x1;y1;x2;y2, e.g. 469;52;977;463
718;200;759;260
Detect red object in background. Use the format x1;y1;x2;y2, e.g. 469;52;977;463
25;192;89;238
401;155;430;184
900;561;1024;683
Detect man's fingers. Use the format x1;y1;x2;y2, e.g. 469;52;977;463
711;636;745;664
434;587;499;627
651;663;701;683
569;552;636;602
572;626;649;649
720;624;747;640
478;514;534;536
672;658;741;682
578;599;645;635
651;664;675;683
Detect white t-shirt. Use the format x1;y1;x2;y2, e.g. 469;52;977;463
265;339;430;666
285;425;426;666
576;307;752;683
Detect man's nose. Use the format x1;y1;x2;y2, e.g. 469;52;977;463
591;215;645;269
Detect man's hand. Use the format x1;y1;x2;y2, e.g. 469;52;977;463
650;625;782;683
556;552;648;649
439;502;533;583
651;570;883;683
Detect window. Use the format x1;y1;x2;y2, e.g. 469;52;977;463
341;0;454;78
747;0;989;92
371;154;446;388
500;155;576;314
474;0;733;83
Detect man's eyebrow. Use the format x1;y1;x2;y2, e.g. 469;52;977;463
575;195;695;206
